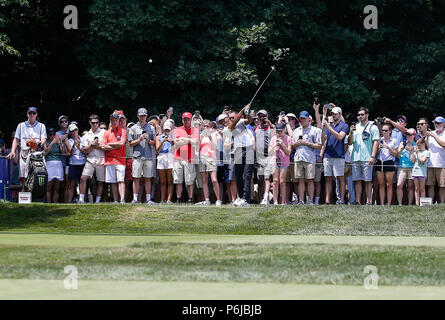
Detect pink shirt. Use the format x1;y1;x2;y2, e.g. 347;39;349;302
270;135;291;167
199;134;216;159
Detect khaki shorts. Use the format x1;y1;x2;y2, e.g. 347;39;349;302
295;161;315;180
397;167;413;181
132;158;155;178
173;159;196;186
257;157;274;179
82;161;105;182
199;155;217;173
426;167;445;187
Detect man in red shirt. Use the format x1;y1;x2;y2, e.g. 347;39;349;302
173;112;200;204
101;112;127;203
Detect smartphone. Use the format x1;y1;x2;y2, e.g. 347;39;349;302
299;135;303;140
280;111;285;116
324;104;332;110
195;110;200;118
168;107;173;113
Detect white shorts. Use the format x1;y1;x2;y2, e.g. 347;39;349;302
132;158;155;178
323;158;345;177
82;161;106;181
105;165;126;183
157;152;173;170
46;160;64;181
19;156;29;178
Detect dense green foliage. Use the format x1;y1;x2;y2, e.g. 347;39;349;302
1;0;445;137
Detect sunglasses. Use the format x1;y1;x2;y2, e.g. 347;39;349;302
406;133;415;136
398;119;406;123
382;129;390;132
90;121;99;125
28;112;37;115
357;113;366;117
434;122;442;125
49;133;55;136
60;120;68;123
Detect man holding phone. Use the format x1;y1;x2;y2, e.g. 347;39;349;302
129;108;157;204
79;114;105;203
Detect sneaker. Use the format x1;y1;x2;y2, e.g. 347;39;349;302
215;200;222;206
260;198;269;205
235;198;249;207
78;199;85;204
187;199;193;204
114;201;119;204
233;197;242;206
146;200;156;205
166;200;173;205
351;201;360;205
120;200;126;204
196;200;211;206
176;199;182;205
131;200;139;204
306;201;313;205
298;201;305;205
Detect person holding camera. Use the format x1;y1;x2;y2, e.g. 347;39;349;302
375;124;399;206
348;107;380;205
156;120;175;204
78;114;105;204
128;108;157;204
426;116;445;203
396;128;417;205
292;110;322;205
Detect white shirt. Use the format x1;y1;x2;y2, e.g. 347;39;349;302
428;130;445;168
68;137;86;165
15;121;47;151
378;137;398;162
82;128;105;165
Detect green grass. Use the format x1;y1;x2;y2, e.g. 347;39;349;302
1;203;445;236
1;243;445;286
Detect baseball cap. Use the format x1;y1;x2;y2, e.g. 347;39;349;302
276;123;286;131
110;112;120;119
127;122;135;128
257;110;268;116
58;115;68;123
286;113;297;119
182;112;192;119
119;114;127;119
68;123;78;132
397;115;407;123
331;107;342;114
137;108;148;116
47;128;56;135
164;121;173;131
299;111;310;119
27;107;37;113
434;116;445;124
216;114;227;123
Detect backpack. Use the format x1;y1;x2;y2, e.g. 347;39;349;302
25;151;48;200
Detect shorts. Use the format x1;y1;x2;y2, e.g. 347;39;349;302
277;166;289;170
199;155;217;172
106;164;126;183
157;152;173;170
352;161;374;182
82;161;105;182
68;164;85;181
19;156;29;178
217;165;230;184
397;168;413;181
46;160;64;181
125;158;133;182
413;176;426;181
323;158;345;177
375;160;395;172
257;157;275;181
286;163;296;182
295;161;315;180
173;159;196;185
426;167;445;187
132;158;155;178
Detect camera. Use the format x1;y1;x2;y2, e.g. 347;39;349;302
376;117;385;125
195;110;200;118
280;111;285;116
324;104;332;110
312;91;319;105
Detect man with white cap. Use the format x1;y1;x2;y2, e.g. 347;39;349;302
78;114;105;204
8;106;47;191
426;116;445;203
128;107;157;204
321;105;349;204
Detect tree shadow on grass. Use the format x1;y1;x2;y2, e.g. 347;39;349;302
0;204;75;231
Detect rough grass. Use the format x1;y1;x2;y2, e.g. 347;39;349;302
1;203;445;236
1;243;445;286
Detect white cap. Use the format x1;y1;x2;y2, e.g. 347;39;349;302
216;114;227;123
163;121;173;131
331;107;342;114
68;123;78;132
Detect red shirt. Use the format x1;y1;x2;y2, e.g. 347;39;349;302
103;126;127;166
173;126;199;162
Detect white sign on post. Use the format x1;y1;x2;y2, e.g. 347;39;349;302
420;197;433;206
18;192;32;204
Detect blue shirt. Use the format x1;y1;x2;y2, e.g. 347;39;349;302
324;121;349;159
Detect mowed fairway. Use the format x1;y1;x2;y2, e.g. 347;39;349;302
1;203;445;299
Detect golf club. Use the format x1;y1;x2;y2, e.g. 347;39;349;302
247;66;276;108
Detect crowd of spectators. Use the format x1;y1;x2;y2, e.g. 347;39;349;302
4;104;445;206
